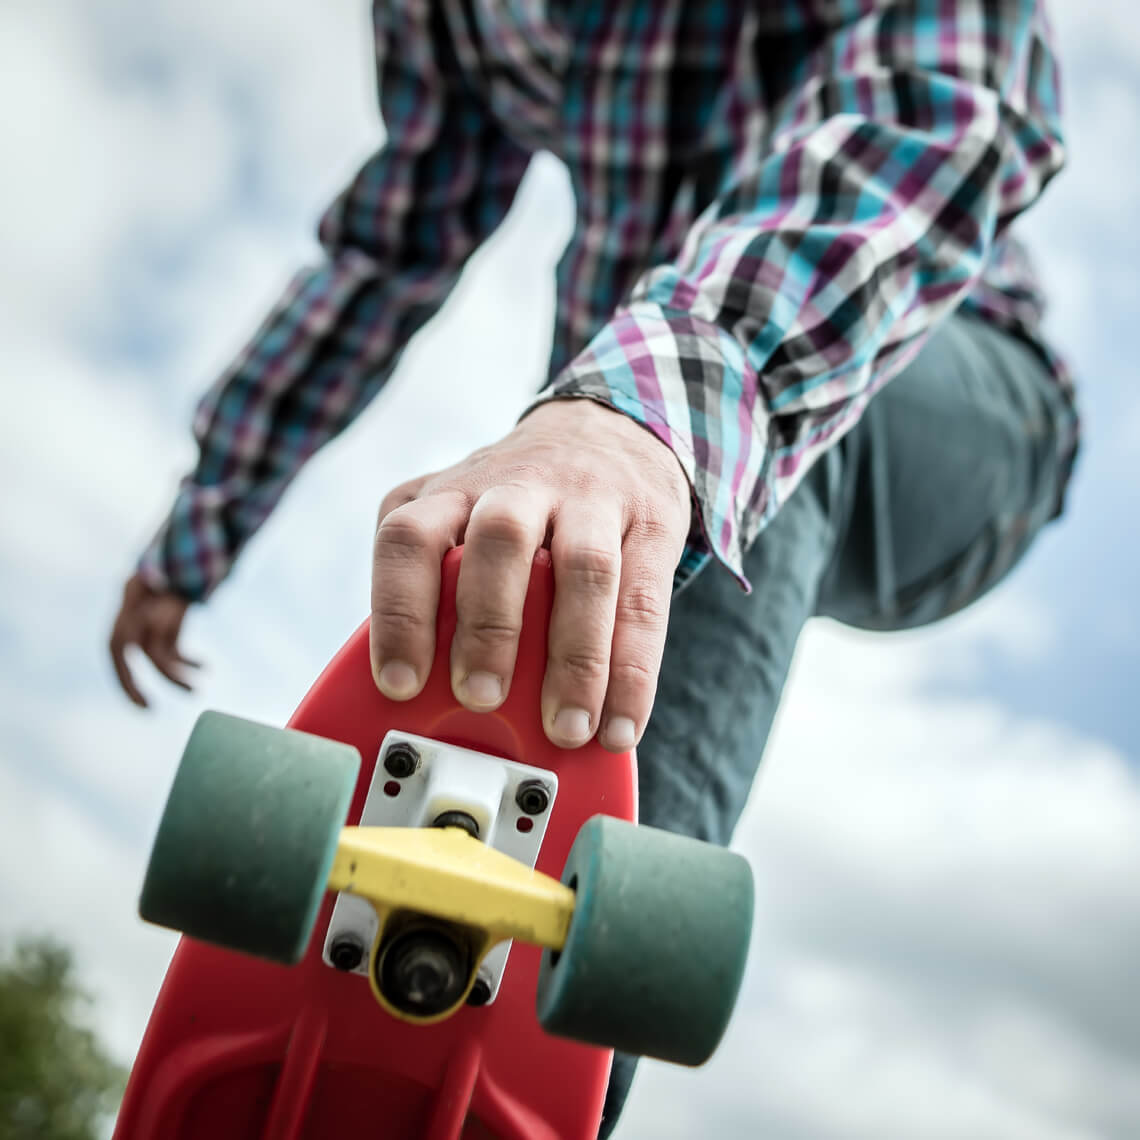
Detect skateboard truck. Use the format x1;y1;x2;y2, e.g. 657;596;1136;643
138;706;753;1071
327;822;575;1025
321;731;571;1022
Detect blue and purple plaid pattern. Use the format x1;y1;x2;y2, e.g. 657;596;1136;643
140;0;1077;598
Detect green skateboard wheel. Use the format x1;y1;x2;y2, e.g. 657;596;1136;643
535;816;753;1065
139;711;360;965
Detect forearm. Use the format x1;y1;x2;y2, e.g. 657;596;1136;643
137;249;449;600
139;4;532;600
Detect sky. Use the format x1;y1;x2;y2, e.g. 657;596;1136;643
0;1;1137;1137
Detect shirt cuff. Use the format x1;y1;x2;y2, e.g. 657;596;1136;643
135;484;237;602
527;302;771;594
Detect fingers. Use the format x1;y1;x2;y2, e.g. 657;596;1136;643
451;484;554;711
171;647;204;670
109;581;198;706
110;620;148;708
541;507;622;747
143;597;200;691
110;577;149;706
377;475;431;527
141;632;196;692
371;490;471;700
597;526;675;753
370;450;680;749
384;487;673;753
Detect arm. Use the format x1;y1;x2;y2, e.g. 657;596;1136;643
112;3;531;704
529;0;1066;590
359;0;1067;756
137;3;532;603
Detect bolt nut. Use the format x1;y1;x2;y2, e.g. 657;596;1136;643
329;934;366;973
515;780;550;816
383;741;420;779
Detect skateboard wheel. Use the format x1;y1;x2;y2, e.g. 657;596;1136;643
139;711;360;965
534;816;753;1066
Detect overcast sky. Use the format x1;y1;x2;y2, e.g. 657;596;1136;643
1;1;1138;1137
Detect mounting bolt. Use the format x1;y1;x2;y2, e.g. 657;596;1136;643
431;810;480;839
515;780;550;816
467;975;492;1007
383;741;420;779
329;934;365;973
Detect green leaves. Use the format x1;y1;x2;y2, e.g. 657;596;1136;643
0;937;126;1140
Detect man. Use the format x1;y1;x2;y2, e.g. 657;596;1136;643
110;1;1078;1132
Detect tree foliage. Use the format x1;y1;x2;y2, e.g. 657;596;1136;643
0;937;126;1140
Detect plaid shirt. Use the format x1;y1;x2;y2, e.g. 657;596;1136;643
139;0;1078;599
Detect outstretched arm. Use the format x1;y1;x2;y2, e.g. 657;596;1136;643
112;3;532;703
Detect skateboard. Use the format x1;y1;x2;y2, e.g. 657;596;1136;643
114;547;753;1140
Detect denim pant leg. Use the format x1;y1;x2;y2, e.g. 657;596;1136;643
596;312;1073;1138
819;313;1074;630
596;445;845;1138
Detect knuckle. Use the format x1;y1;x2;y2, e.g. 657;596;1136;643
371;607;425;641
560;544;620;592
616;583;668;627
627;511;677;547
608;657;656;701
468;500;536;550
557;648;610;683
375;507;432;556
460;617;521;651
376;493;404;523
377;477;438;526
610;656;655;686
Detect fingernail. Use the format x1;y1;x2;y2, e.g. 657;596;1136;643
459;671;503;709
553;707;592;746
377;660;418;700
605;717;636;752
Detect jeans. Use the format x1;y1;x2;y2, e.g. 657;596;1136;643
598;310;1076;1137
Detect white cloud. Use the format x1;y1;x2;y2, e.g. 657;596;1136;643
620;624;1140;1139
0;0;378;364
1050;0;1140;70
1012;8;1140;366
150;0;380;191
0;7;238;340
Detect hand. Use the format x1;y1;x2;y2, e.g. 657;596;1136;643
370;398;692;752
109;573;201;707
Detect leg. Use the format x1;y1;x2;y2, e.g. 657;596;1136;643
598;441;844;1136
597;312;1073;1136
818;313;1074;630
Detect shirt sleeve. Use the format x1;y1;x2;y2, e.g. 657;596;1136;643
528;0;1066;591
138;3;532;600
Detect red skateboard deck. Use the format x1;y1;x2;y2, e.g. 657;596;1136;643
115;548;636;1140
